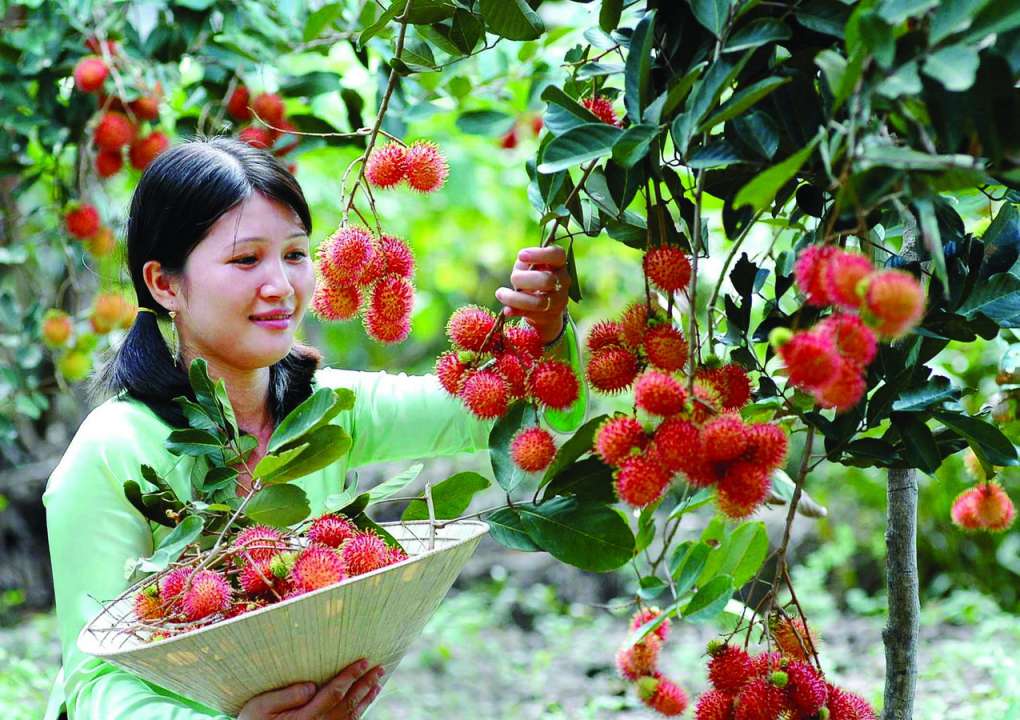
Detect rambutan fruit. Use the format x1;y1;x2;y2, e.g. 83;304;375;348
129;89;162;122
128;131;169;170
157;567;193;613
619;302;649;348
504;322;543;359
708;644;754;695
614;455;671;508
252;92;285;126
700;413;750;463
511;426;557;472
96;149;123;178
311;282;362;321
378;234;415;278
861;269;925;339
446;305;498;352
459;370;509;419
226;85;252;121
816;313;877;368
94;112;136;151
771;615;818;661
341;532;390;576
239;561;278;597
435;351;469;395
594;415;648;466
643;246;692;293
586;346;639;393
307;514;359;549
582;95;621;127
586;320;624;352
637;675;689;717
743;423;789;471
643;324;688;372
404;140;448;193
365;143;408;189
181;569;233;622
134;585;162;621
652;417;705;480
528;359;579;410
87;226;117;257
370;274;414;318
697;364;753;410
825;684;877;720
232;524;286;563
634;371;687;416
751;651;783;677
318;226;375;288
42;310;73;348
777;331;841;390
785;661;827;717
716;462;771;519
630;606;670;642
812;359;866;413
690;381;724;425
238;126;273;149
733;677;788;720
951;482;1016;532
495;352;528;398
65;203;101;239
90;293;128;334
74;56;108;93
794;244;839;307
292;545;346;591
387;546;410;565
825;250;874;310
615;636;661;681
695;688;734;720
363;306;411;343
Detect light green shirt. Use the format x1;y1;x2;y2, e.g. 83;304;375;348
43;368;493;720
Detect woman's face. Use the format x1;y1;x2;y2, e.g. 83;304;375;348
174;192;314;373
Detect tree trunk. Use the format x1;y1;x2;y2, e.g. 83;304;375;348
882;467;919;720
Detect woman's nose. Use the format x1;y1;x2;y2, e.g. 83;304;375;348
259;259;295;300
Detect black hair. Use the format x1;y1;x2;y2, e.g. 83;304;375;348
94;136;321;428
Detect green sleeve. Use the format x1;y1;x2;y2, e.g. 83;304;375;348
315;368;493;468
43;401;232;720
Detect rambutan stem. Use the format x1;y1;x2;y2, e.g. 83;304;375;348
705;209;762;353
687;170;704;389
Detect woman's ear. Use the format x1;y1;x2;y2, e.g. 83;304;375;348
142;260;180;312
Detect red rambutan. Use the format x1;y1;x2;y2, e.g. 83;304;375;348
630;606;670;642
363;306;411;343
812;359;866;413
638;675;690;717
238;126;273;149
292;545;346;591
785;661;827;717
94;112;137;151
65;204;101;239
128;131;170;170
733;677;788;720
378;234;415;278
634;371;687;416
794;244;839;307
96;149;123;178
459;370;509;419
311;282;362;321
252;92;285;126
511;426;557;472
586;320;624;353
582;95;621;127
619;302;649;348
158;567;193;614
232;525;286;564
652;417;706;480
226;85;252;121
862;269;925;339
594;415;648;466
504;322;543;359
643;246;692;293
816;313;877;368
239;561;278;597
614;454;672;508
825;250;874;310
365;143;408;189
74;56;108;93
743;423;789;471
586;346;639;393
700;413;750;463
370;274;415;318
495;352;528;398
307;514;359;549
404;140;448;193
951;482;1016;532
615;636;661;681
708;644;754;695
341;532;390;576
771;616;818;661
716;462;772;519
447;305;498;352
697;364;753;411
528;359;579;410
318;226;375;288
643;324;688;372
777;331;841;390
435;351;469;395
181;569;233;622
134;586;162;621
695;688;734;720
826;684;877;720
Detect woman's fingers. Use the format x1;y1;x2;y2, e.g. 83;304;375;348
299;660;379;718
517;245;566;269
323;674;383;720
238;682;316;717
510;268;567;293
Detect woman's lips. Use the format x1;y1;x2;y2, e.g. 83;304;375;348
250;312;293;330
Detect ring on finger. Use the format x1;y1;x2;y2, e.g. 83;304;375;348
543;295;552;312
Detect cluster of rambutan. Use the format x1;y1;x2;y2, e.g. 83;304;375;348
364;141;449;193
435;306;579;472
950;481;1016;533
310;226;416;343
72;42;169;178
696;636;876;720
615;607;689;717
583;95;622;127
774;245;926;413
133;513;408;639
226;84;301;170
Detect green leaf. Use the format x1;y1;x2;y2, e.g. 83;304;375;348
539;414;607;489
200;466;239;494
934;411;1018;466
244;484;311;528
268;387;351;453
891;376;961;412
165;429;225;459
683;575;734;620
691;0;731;37
638;575;667;600
635;505;658;554
724;18;791;52
123;480;179;528
517;497;635;573
400;38;436;72
449;9;484;54
456;110;515;136
671;542;711;595
718;521;769;588
584;169;621;217
478;0;544;40
401;471;491;520
368;463;423;503
359;2;402;49
600;0;623;32
697;76;789;133
965;0;1020;40
915;197;948;296
959;260;1020;327
176;399;222;436
187;359;230;432
667;487;715;520
734;136;819;213
139;516;204;573
894;413;942;474
878;0;939;24
256;425;351;485
577;62;625;80
875;60;922;99
624;11;657;122
541;86;602;136
490;402;538;493
930;0;993;43
922;44;980;92
280;71;342;97
541;457;616;504
252;444;305;482
487;507;542;551
303;3;344;42
538;123;624;173
796;0;852;37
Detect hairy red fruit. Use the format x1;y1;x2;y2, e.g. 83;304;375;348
252;92;285;126
447;305;497;352
708;644;754;695
794;244;839;306
504;322;543;359
182;570;233;622
634;371;687;416
499;127;518;149
311;283;362;321
292;546;346;591
594;415;647;466
134;586;162;621
697;364;753;411
630;606;670;642
128;131;170;170
404;140;449;193
751;651;783;677
96;148;123;178
459;370;509;419
695;688;734;720
862;269;925;339
951;482;1016;532
733;677;787;720
370;274;414;318
638;675;689;717
701;413;750;463
812;359;866;413
307;514;358;549
785;661;827;717
825;250;873;309
619;303;649;348
91;293;129;334
528;359;579;409
582;95;621;127
238;126;273;149
817;313;877;367
690;381;723;425
233;525;286;564
378;234;415;278
319;226;375;287
644;246;692;293
778;331;841;390
86;226;117;257
652;417;705;480
587;346;639;393
363;306;411;343
74;56;108;93
826;684;877;720
435;351;469;395
42;310;73;348
643;324;688;372
586;320;624;352
365;143;408;189
226;85;252;120
615;636;661;681
772;616;818;661
129;94;161;123
94;111;137;151
239;561;278;597
65;204;101;239
744;423;789;471
614;454;671;508
341;532;390;576
388;546;409;565
511;427;557;472
495;352;528;398
158;567;193;614
716;462;772;519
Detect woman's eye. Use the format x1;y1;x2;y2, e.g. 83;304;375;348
232;255;258;265
287;251;308;261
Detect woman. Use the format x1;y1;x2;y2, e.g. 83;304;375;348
43;136;572;719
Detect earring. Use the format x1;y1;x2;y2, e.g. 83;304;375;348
168;310;180;362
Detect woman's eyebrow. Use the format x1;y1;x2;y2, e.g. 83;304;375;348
233;232;309;244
